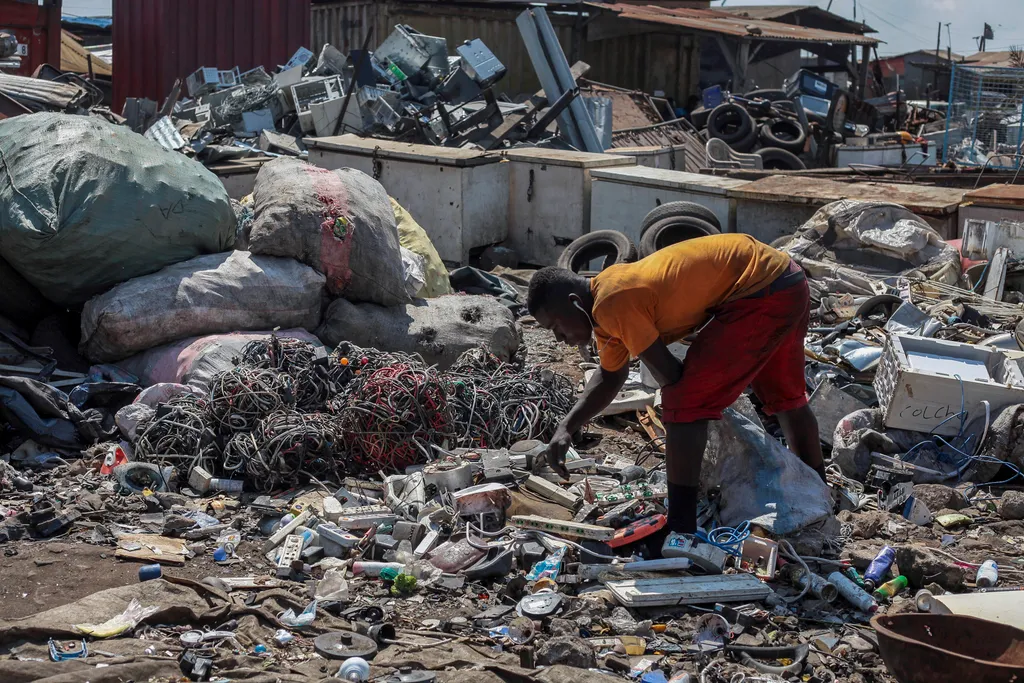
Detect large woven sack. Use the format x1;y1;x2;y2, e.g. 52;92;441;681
250;158;409;306
80;252;325;362
316;294;519;370
0;113;235;305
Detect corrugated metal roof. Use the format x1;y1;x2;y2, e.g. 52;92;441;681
964;51;1017;67
718;5;815;20
720;4;874;34
589;4;879;45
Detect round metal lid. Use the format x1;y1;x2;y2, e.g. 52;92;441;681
313;631;378;660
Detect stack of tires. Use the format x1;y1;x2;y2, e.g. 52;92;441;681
693;90;808;171
558;202;723;272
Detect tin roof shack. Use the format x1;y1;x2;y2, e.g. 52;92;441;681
874;49;963;102
716;4;876;92
311;1;878;104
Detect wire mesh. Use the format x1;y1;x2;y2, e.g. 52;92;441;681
944;64;1024;169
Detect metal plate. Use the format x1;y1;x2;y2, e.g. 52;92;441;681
387;668;437;683
313;631;378;660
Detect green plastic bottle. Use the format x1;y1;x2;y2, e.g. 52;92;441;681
873;575;908;600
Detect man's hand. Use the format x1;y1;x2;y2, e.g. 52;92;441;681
538;428;572;481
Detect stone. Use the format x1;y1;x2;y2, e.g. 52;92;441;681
997;491;1024;521
895;545;966;591
536;636;598;669
849;511;888;540
549;618;577;638
162;514;197;535
912;484;965;512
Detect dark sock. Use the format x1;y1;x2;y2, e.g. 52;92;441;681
666;483;699;534
815;463;828;483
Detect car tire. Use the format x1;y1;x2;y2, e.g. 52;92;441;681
639;216;720;258
557;230;638;274
759;118;807;153
707;103;755;145
755;147;807;170
640;201;722;233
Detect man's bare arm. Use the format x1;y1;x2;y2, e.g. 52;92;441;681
541;364;629;478
638;338;685;387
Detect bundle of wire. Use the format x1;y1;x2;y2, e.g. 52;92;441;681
134;394;220;474
208;366;290;433
336;363;458;471
238;336;336;411
225;410;342;492
445;348;575;448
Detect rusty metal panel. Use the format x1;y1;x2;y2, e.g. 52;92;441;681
0;0;62;77
113;0;311;110
589;3;878;46
310;0;377;53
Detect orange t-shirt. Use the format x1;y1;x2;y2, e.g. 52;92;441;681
590;234;791;371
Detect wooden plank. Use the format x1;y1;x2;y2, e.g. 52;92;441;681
606;574;772;607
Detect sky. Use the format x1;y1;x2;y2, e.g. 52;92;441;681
59;0;1024;58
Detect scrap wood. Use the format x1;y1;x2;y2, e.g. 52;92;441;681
115;534;187;565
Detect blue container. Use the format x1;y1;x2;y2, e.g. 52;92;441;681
139;564;162;581
864;546;896;588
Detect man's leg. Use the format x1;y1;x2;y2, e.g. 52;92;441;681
664;420;708;534
776;404;827;482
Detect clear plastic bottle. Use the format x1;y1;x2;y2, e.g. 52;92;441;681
977;560;999;588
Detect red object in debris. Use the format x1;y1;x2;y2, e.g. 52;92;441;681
607;514;667;548
0;0;62;78
99;445;128;475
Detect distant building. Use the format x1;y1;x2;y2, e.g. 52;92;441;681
963;50;1019;68
711;4;876;92
874;49;963;101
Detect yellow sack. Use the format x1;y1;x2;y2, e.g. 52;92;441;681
390;197;453;298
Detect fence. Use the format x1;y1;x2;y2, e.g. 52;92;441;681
943;63;1024;169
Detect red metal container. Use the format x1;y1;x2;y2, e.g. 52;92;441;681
112;0;311;111
0;0;62;77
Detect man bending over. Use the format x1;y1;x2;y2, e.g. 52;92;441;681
527;233;824;560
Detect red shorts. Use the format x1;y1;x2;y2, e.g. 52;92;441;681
661;266;810;423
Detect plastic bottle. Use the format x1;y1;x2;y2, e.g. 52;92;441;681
828;571;878;613
977;559;999;588
338;657;370;682
844;566;867;588
863;546;896;589
527;546;567;581
873;575;908;600
352;561;404;577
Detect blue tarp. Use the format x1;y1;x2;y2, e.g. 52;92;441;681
62;15;113;30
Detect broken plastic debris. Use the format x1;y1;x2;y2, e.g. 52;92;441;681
279;599;318;628
74;598;159;638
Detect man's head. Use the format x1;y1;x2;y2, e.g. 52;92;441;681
527;267;593;346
